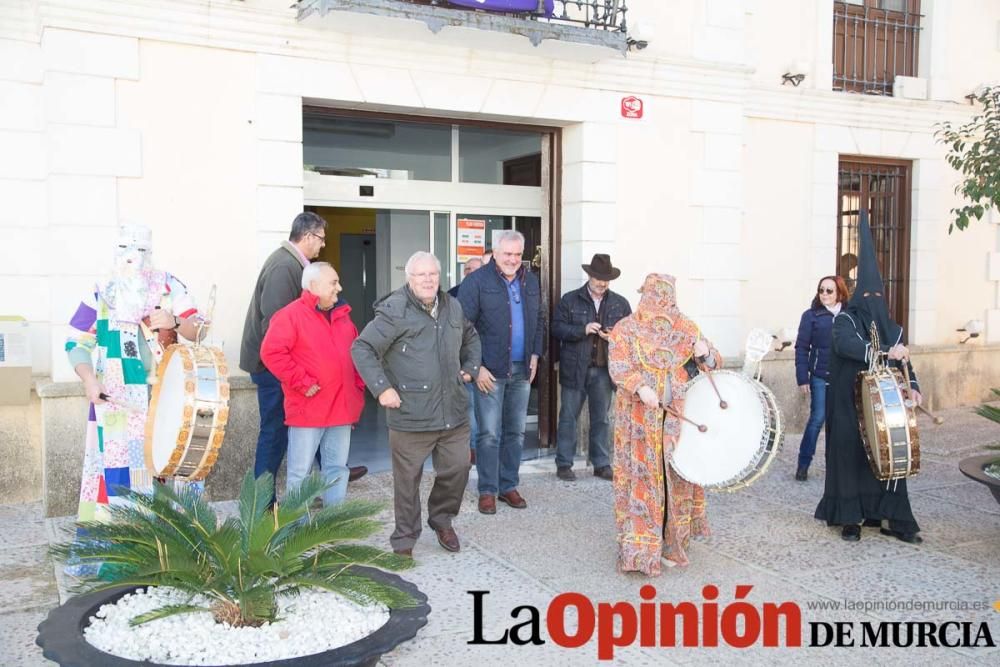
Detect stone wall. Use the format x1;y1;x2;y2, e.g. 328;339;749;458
35;377;262;518
0;393;42;504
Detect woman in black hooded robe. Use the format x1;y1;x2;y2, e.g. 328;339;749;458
814;212;923;544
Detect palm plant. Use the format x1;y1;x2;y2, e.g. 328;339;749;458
53;471;416;628
973;388;1000;478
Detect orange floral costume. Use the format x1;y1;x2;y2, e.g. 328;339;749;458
608;274;722;576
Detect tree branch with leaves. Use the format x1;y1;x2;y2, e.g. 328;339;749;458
935;86;1000;233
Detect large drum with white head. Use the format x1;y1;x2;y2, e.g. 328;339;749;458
145;344;229;480
669;370;783;491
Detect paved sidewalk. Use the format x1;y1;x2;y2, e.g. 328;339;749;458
3;406;999;666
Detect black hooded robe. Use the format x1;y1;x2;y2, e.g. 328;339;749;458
813;311;920;534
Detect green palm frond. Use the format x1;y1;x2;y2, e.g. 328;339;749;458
55;473;406;628
236;586;278;623
297;572;418;609
975;387;1000;464
310;545;415;572
312;498;384;525
277;517;381;564
147;481;219;536
274;473;330;523
239;472;274;553
975;403;1000;424
129;604;212;627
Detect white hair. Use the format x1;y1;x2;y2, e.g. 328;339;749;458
464;257;482;271
494;230;525;249
404;251;441;277
301;261;333;289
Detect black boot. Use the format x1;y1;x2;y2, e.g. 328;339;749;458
795;466;808;481
880;528;923;544
841;525;861;541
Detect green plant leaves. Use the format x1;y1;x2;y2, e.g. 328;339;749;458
937;86;1000;233
129;604;211;627
55;471;411;628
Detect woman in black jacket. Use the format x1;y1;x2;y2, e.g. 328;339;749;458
793;275;849;481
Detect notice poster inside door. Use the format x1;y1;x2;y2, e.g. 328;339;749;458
457;218;486;263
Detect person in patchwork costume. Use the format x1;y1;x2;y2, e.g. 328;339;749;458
65;224;203;576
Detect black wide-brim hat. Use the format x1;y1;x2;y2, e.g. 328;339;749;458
582;253;621;281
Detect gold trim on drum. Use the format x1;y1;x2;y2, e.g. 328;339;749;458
144;343;230;482
856;368;920;481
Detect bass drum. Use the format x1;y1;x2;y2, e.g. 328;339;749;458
144;344;229;481
856;367;920;481
670;370;783;491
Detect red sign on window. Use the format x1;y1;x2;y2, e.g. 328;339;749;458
621;96;643;119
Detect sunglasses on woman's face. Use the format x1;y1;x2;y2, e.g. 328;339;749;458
818;287;836;295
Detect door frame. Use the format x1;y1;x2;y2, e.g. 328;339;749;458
302;106;562;448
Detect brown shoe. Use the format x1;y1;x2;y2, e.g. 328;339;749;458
393;547;413;558
556;466;576;481
348;466;368;482
435;527;460;552
478;495;496;515
498;489;527;509
593;466;613;481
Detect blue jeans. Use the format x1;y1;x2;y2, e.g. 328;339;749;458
797;376;827;469
555;366;613;469
287;425;351;507
251;370;288;497
466;383;478;451
475;362;530;496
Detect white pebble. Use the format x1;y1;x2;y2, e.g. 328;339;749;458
83;586;390;664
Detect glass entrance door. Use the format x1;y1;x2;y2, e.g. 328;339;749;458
454;212;545;458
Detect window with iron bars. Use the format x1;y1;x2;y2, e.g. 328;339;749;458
837;159;912;334
833;0;921;95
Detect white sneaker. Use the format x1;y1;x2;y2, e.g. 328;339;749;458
661;556;678;568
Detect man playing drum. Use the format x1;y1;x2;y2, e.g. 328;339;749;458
65;224;204;575
814;211;923;544
608;274;721;575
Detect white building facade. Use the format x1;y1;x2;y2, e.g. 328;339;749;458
1;0;999;507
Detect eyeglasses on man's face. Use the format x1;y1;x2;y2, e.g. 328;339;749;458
310;232;326;242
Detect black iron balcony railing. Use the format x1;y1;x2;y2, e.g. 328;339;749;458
833;1;922;96
421;1;628;33
298;0;630;52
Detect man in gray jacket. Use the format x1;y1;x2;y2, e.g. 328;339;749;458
240;212;366;500
351;251;481;558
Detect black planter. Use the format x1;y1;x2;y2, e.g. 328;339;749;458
36;566;430;667
959;454;1000;506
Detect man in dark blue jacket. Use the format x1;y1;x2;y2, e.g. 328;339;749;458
448;256;484;463
550;254;631;481
458;230;545;515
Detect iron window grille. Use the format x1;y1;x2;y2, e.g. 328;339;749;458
833;0;922;96
837;159;912;334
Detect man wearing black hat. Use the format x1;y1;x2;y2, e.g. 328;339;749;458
815;211;923;544
550;254;632;481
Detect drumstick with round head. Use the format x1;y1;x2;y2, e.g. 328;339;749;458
916;405;945;425
696;356;728;409
901;363;943;424
660;402;708;432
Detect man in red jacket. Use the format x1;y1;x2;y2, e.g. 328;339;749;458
261;262;366;507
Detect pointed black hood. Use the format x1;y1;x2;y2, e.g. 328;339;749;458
847;210;903;347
